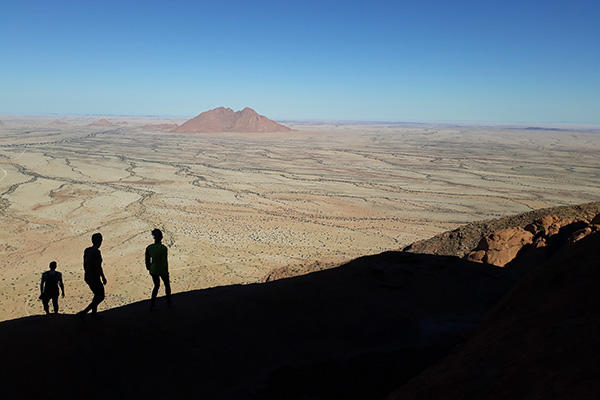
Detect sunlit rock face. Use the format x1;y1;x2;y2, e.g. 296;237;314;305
174;107;291;133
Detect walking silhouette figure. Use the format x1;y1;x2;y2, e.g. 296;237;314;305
78;233;107;319
39;261;64;314
145;228;173;308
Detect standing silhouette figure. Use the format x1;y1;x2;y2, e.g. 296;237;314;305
39;261;64;314
78;233;107;319
145;228;172;308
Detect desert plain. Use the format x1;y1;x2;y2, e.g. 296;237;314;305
1;115;599;321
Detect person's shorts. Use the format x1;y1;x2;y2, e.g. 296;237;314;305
40;291;58;301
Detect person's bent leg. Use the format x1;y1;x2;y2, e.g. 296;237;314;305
90;282;105;315
161;274;172;304
82;280;105;316
42;296;50;314
81;279;96;315
52;294;59;313
151;274;160;307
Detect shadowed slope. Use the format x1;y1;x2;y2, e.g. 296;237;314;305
0;252;514;400
387;232;600;400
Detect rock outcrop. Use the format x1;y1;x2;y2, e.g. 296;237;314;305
174;107;291;133
263;203;600;282
467;213;600;267
467;227;534;266
387;232;600;400
404;202;600;257
568;215;600;244
524;214;572;236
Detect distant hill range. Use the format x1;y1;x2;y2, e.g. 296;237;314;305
88;119;128;126
88;118;113;126
140;123;180;131
82;108;289;133
174;107;291;133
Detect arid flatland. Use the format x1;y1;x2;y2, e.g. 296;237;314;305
1;115;599;320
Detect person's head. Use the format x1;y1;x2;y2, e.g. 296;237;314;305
151;228;163;242
91;232;103;247
49;261;57;270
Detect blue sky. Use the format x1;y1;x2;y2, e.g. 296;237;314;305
1;0;599;122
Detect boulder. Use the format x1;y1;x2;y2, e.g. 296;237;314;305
536;215;571;236
466;250;486;263
532;236;547;249
568;227;593;244
468;228;534;267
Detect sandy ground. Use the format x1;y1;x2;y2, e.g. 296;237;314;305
1;115;599;321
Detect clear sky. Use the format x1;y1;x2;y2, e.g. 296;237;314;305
1;0;599;122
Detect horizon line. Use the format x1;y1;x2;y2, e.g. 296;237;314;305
1;112;600;128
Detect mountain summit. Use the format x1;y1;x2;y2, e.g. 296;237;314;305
174;107;291;133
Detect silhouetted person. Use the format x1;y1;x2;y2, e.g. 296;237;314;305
78;233;107;319
145;228;172;308
39;261;64;314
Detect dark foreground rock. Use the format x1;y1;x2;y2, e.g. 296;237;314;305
3;204;599;399
387;231;600;400
1;252;514;400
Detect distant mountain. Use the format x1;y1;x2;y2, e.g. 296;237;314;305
174;107;291;133
88;118;113;126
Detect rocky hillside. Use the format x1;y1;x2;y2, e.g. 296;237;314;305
265;202;600;282
404;201;600;257
387;229;600;400
1;202;599;399
0;253;518;399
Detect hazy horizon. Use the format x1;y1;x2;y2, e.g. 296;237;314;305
2;111;600;129
1;0;599;123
